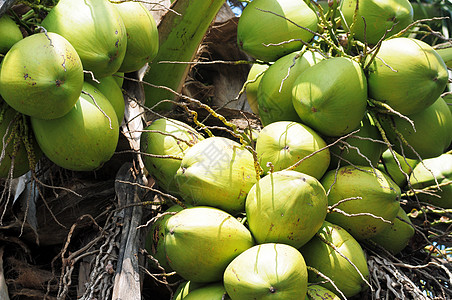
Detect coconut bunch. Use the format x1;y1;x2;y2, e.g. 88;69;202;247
138;0;452;298
0;0;159;175
239;0;452;209
139;117;372;299
236;0;452;296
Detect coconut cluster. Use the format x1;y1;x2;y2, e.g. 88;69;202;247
140;0;452;299
0;0;159;175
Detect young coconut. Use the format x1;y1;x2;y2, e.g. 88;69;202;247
0;32;83;120
30;82;119;171
0;14;22;54
255;121;330;179
113;1;159;73
327;113;387;169
140;118;204;195
223;243;308;300
245;170;328;248
306;285;340;300
369;206;415;254
377;149;418;188
379;97;452;160
321;166;401;240
299;221;370;298
257;50;324;125
340;0;414;45
174;136;257;214
237;0;318;62
409;153;452;209
41;0;127;78
292;57;368;137
163;206;255;283
366;37;449;116
245;63;269;115
85;75;125;124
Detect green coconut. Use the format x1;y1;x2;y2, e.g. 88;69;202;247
237;0;318;62
164;206;255;283
140;118;204;194
174;136;258;214
173;281;206;300
224;243;308;300
42;0;127;78
306;285;340;300
0;101;41;178
409;153;452;209
380;97;452;160
30;82;119;171
367;37;448;116
377;149;418;188
300;221;370;298
145;204;187;272
85;75;124;124
340;0;413;45
245;170;328;248
245;63;269;115
292;57;368;137
255;121;330;179
114;1;159;73
0;14;23;54
328;113;387;169
257;50;324;125
183;282;231;300
0;32;83;119
321;166;401;240
369;206;414;254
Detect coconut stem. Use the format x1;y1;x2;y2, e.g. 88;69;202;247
337;140;378;172
311;1;343;51
81;90;113;130
20;114;37;172
306;266;348;300
328;196;362;212
284;128;360;171
114;179;185;209
316;233;373;291
0;112;20;168
256;7;348;58
394;17;449;39
136;211;178;230
240;65;267;95
403;181;452;198
368;99;416;132
330;207;393;225
140;129;195;147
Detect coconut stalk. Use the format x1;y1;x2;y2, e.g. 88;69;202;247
142;0;226;111
436;46;452;68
